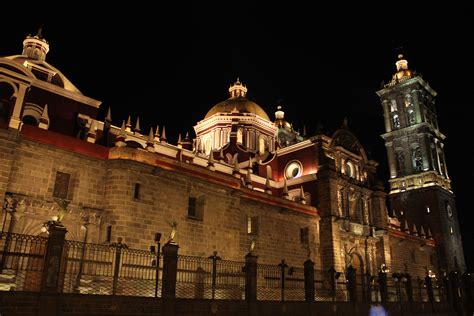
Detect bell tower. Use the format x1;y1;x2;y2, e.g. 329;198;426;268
377;54;465;272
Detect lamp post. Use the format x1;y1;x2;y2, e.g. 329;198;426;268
154;232;161;298
74;219;90;293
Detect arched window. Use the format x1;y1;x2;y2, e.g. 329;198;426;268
22;115;38;126
392;113;400;129
237;128;243;144
411;147;423;171
259;136;266;155
405;94;416;125
344;161;355;178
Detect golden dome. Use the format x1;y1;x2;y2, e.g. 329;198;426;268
205;97;270;120
204;79;270;120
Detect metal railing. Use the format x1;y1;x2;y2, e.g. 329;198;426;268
0;229;471;314
62;239;162;297
175;253;245;300
0;232;48;292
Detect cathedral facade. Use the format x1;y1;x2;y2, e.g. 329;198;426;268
0;32;465;282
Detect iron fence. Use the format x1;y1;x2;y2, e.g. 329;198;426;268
0;232;48;292
175;254;245;300
0;230;470;311
62;239;162;297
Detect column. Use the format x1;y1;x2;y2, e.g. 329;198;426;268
8;84;28;130
412;89;423;124
385;142;396;178
419;134;431;171
245;252;258;316
41;222;67;293
304;259;315;302
439;143;449;179
434;139;443;176
382;100;392;132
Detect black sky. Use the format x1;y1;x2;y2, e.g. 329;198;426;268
1;3;473;270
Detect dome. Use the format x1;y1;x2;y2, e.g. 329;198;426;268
205;96;270;120
204;79;269;120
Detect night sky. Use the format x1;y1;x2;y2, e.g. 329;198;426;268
1;4;473;270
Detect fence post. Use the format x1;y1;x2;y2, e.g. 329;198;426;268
245;252;258;316
112;237;125;295
41;221;67;293
425;274;435;302
448;271;461;314
304;259;315;302
38;221;67;316
346;265;357;302
378;270;388;304
462;272;473;315
404;273;413;303
442;274;452;304
161;241;179;299
161;241;179;316
278;259;288;302
208;251;221;300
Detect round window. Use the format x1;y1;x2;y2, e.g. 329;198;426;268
447;203;453;218
285;161;302;179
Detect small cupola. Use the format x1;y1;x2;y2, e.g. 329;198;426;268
228;78;247;98
22;28;50;62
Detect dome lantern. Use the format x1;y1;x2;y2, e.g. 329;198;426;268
22;28;50;61
228;78;247;98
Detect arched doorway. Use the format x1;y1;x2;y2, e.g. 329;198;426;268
347;252;367;301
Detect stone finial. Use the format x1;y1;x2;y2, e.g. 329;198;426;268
427;228;433;240
412;223;419;236
147;127;155;152
233;158;240;178
282;179;289;199
177;133;183;149
402;220;410;233
419;225;426;238
105;106;112;122
38;104;49;130
154;125;160;142
125;115;132;132
207;151;215;171
161;126;167;143
134;117;141;134
245;169;252;189
265;176;272;195
299;186;306;204
115;120;127;147
185;132;190;140
303;125;307;137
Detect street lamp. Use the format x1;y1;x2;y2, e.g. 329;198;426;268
154;232;161;298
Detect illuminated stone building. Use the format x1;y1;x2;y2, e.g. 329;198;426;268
0;32;464;281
